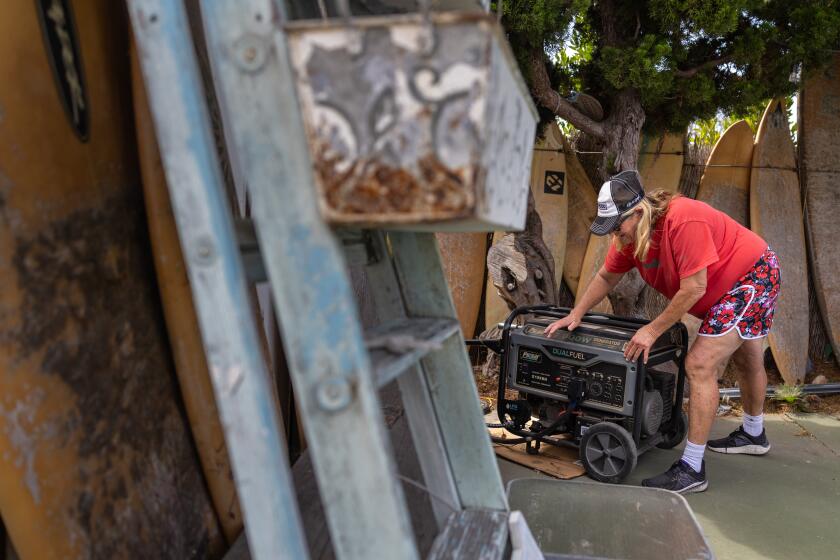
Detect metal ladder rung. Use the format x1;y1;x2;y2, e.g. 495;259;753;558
365;317;460;388
427;509;510;560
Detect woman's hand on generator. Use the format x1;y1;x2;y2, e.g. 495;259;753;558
544;313;582;336
624;324;660;364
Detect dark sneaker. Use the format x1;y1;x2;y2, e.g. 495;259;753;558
708;427;770;455
641;460;708;494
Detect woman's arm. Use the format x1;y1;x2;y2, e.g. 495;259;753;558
624;268;707;363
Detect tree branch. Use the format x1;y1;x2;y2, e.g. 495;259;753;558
674;55;734;78
528;50;606;140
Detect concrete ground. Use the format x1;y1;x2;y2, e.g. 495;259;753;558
497;413;840;560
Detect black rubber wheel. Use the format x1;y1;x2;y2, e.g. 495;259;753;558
579;422;637;483
657;410;688;449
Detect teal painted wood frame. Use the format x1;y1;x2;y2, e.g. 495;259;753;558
127;1;308;559
199;0;419;558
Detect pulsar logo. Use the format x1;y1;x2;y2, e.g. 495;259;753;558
550;347;587;361
521;350;542;363
37;0;89;141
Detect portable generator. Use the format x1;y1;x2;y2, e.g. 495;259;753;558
486;305;689;483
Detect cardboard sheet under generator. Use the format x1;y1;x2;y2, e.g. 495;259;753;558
487;419;586;480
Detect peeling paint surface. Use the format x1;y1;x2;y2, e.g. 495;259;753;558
1;195;224;559
0;388;46;505
288;14;536;229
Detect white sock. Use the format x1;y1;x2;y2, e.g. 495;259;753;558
742;413;764;437
680;440;706;473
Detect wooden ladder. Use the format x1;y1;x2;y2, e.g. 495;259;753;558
129;1;514;558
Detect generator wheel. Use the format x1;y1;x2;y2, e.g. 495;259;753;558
580;423;637;483
657;410;688;450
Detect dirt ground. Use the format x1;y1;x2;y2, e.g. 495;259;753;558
470;346;840;417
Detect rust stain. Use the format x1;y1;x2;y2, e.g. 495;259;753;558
8;195;221;559
316;142;473;219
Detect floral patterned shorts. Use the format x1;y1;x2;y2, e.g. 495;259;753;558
698;248;781;339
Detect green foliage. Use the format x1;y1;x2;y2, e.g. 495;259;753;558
497;0;584;51
555;117;578;139
773;384;805;405
687;94;795;147
502;0;840;134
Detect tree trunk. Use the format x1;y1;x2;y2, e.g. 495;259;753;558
600;89;645;178
528;49;652;317
598;90;649;315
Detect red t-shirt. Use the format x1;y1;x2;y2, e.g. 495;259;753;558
604;197;767;318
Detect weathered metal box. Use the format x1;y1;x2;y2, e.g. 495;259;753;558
286;12;538;231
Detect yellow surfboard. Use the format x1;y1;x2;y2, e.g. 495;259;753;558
0;2;223;558
575;237;614;314
131;44;243;544
562;134;598;297
800;53;840;364
696;120;753;226
751;99;808;384
483;230;510;329
532;123;569;290
437;233;487;338
483;123;568;327
639;133;685;193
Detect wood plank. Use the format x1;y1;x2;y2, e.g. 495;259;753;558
366;318;460;388
390;232;508;511
800;53;840;363
197;3;419;557
638;133;685;193
696;120;753;226
427;510;509;560
484;231;512;329
562;135;598;297
750;98;809;384
363;232;461;528
128;2;308;559
530;123;569;299
575;236;614;314
396;366;462;529
437;232;488;338
132;44;244;543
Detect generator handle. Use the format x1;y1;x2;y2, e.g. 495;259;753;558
501;304;654;334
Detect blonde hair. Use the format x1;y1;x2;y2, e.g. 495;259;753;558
614;190;678;261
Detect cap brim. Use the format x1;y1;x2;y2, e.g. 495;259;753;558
590;215;620;236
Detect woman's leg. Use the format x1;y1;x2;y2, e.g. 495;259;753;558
684;329;743;445
730;338;768;416
641;328;744;493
